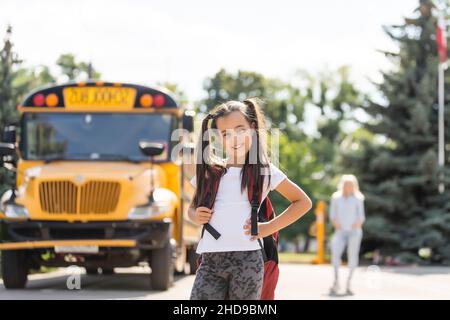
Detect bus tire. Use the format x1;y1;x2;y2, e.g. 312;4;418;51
1;250;29;289
150;241;174;291
187;248;199;275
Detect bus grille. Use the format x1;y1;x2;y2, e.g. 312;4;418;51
39;181;121;214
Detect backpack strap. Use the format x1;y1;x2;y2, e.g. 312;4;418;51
202;222;221;240
250;179;260;237
200;167;224;240
249;169;268;262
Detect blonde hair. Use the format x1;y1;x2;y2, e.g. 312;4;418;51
332;174;365;201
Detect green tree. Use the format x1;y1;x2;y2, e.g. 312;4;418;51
0;25;24;198
56;53;100;81
0;25;22;128
297;66;363;199
341;0;450;264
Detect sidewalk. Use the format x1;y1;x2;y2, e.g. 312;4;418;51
1;263;449;299
276;264;450;300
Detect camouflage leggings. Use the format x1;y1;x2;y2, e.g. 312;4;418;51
190;250;264;300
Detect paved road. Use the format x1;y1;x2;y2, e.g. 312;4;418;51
1;264;450;299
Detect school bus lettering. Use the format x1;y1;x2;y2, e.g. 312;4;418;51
63;87;136;109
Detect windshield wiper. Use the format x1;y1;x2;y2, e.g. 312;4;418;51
42;153;138;163
95;153;140;163
42;153;89;163
42;154;77;163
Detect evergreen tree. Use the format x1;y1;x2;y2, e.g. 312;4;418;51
340;0;450;264
0;25;23;198
0;25;22;129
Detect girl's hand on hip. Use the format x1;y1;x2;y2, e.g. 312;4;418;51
243;219;272;241
193;207;213;225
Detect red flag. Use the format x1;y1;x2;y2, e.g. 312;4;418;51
437;14;448;64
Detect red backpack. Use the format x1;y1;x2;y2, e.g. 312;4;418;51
196;166;280;300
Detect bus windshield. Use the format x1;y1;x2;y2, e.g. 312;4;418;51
21;113;174;161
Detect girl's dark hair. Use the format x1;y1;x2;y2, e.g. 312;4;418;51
192;98;271;208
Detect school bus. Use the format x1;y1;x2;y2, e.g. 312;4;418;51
0;81;199;290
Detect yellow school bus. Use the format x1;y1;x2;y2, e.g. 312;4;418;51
0;81;199;290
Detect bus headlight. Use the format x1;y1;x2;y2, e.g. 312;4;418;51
128;201;170;220
4;204;29;219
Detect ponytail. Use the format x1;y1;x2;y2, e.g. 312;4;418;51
192;114;211;207
242;98;270;193
192;113;226;207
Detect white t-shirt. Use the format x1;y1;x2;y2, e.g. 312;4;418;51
189;163;287;254
329;194;365;231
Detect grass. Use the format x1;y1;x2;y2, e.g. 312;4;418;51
279;252;330;264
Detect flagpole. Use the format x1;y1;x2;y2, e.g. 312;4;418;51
438;61;445;194
437;9;447;194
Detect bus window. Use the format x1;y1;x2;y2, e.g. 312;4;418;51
22;112;173;162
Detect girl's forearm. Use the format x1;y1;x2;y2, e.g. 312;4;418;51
267;199;311;234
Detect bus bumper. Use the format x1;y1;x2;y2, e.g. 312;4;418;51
0;220;171;251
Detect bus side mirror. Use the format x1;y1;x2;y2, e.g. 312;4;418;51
0;143;15;156
138;141;166;203
3;125;16;144
138;141;165;157
182;111;195;133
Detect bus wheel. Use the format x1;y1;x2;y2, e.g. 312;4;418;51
187;248;199;275
150;241;174;290
101;268;114;275
85;267;99;275
1;250;29;289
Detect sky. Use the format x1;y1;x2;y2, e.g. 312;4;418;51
1;0;420;133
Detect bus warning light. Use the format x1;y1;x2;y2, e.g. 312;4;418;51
45;93;59;107
154;94;165;108
33;94;45;106
140;94;153;108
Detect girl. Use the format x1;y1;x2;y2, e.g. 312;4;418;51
188;98;312;300
329;174;365;296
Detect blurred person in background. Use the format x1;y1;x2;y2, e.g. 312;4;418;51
329;174;365;296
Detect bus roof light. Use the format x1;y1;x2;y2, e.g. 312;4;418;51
140;94;153;108
45;93;59;107
154;94;165;108
33;94;45;106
